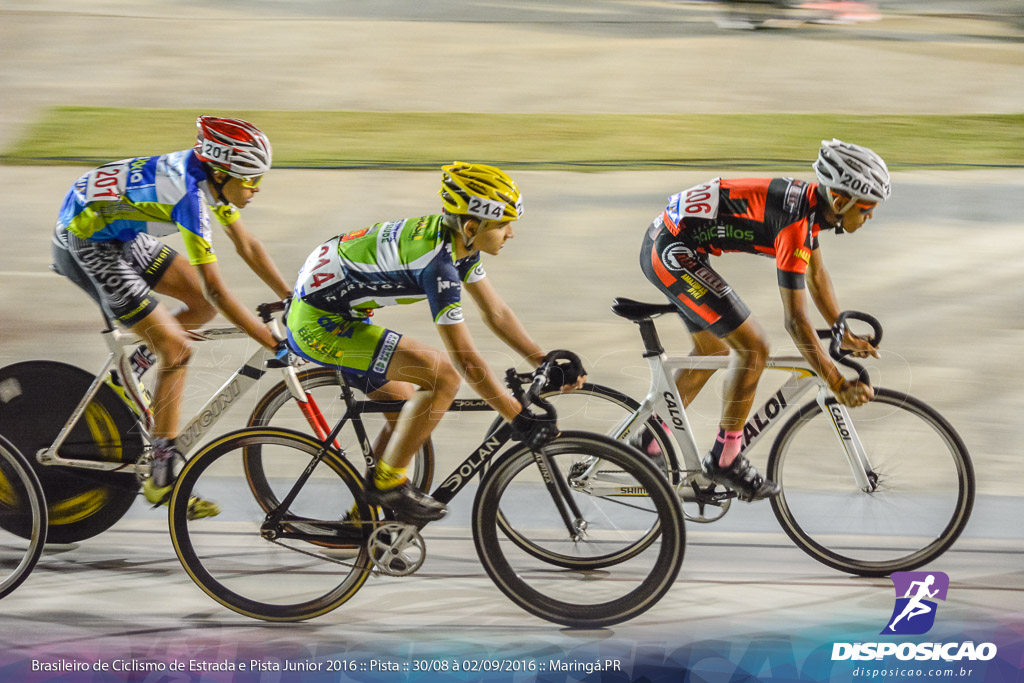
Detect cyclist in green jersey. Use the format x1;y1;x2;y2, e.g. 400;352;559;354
286;163;585;521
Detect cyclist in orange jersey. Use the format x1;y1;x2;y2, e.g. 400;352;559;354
640;139;887;501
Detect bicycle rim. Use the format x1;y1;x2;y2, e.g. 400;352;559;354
474;432;685;628
0;436;47;599
247;367;433;491
768;389;974;576
170;428;374;621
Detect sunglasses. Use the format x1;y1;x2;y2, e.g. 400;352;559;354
239;175;263;189
830;190;877;215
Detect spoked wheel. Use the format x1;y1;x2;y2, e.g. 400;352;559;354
474;432;684;628
0;361;143;543
247;366;433;495
485;384;678;568
169;427;375;622
767;388;974;576
0;435;47;599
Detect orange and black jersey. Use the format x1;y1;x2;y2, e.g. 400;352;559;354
660;177;826;289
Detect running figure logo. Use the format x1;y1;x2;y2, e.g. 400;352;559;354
882;571;950;635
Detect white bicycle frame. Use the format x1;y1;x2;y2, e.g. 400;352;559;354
583;350;877;495
36;315;306;475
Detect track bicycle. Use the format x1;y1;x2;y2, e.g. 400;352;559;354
167;351;686;628
0;302;431;544
0;434;47;599
547;298;973;577
238;300;975;577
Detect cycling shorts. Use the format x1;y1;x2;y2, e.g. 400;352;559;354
52;226;176;327
286;298;401;395
640;220;750;337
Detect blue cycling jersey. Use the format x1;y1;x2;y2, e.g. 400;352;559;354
57;149;238;265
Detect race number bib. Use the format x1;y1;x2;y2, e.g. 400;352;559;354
667;178;721;224
84;163;127;202
297;239;345;294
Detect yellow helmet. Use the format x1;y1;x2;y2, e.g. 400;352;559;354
439;162;523;222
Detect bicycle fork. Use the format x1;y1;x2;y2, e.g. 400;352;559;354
815;390;878;492
531;447;589;542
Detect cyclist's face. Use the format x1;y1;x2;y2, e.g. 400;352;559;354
840;200;877;233
831;192;877;233
472;220;514;256
221;176;261;208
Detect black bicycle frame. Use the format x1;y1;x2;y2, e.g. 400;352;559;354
263;374;585;537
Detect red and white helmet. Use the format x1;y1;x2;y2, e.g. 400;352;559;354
193;116;272;179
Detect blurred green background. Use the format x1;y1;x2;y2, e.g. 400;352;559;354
4;107;1022;170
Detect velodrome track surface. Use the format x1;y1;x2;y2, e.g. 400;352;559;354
1;1;1022;679
1;166;1022;677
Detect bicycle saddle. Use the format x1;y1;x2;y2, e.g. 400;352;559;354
611;298;677;321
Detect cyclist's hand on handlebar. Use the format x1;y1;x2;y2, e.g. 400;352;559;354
841;330;880;359
834;380;874;407
510;410;559;450
274;340;291;364
543;357;587;393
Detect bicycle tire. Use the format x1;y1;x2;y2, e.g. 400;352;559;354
473;431;685;628
169;427;375;622
0;435;47;599
486;383;677;568
247;366;433;493
0;361;143;543
767;388;974;576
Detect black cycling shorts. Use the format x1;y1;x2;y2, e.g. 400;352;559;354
639;218;750;338
52;226;176;327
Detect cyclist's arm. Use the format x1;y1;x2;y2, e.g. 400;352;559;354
806;247;842;326
194;261;279;350
222;217;292;299
780;285;872;406
807;248;879;358
435;321;522;422
464;277;545;368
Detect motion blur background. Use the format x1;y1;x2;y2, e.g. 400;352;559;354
0;0;1022;668
2;0;1022;492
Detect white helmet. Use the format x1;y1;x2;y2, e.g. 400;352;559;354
814;139;891;208
193;116;272;179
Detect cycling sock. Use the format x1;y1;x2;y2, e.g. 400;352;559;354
130;345;157;380
373;460;408;490
711;428;744;467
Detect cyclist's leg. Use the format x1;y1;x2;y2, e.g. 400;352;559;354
52;229;215;513
364;381;416;460
675;329;730;407
640;227;776;500
150;252;217;329
717;317;770;433
130;304;192;444
286;300;453;521
375;336;460;469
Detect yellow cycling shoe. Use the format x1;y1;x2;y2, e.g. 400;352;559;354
142;478;220;520
105;370;152;419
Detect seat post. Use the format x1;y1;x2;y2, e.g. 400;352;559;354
636;318;664;358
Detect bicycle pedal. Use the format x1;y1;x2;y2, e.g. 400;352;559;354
367;522;425;577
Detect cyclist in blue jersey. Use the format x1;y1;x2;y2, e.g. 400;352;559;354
286;163;585;521
51;116;292;515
